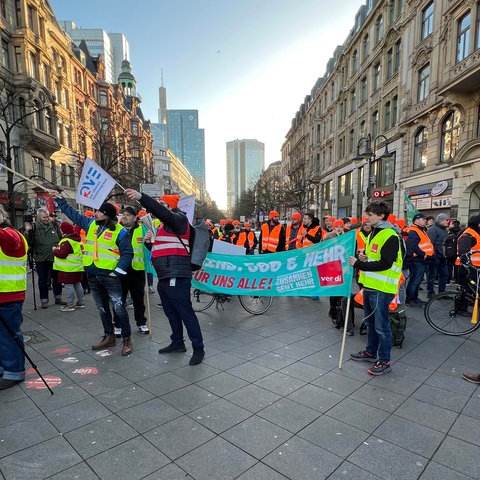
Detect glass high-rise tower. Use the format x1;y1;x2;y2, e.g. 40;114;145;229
226;139;265;212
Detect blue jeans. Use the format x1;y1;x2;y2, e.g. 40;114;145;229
0;302;26;380
36;261;62;303
406;259;426;302
88;274;131;337
158;277;204;349
363;289;393;363
426;256;448;294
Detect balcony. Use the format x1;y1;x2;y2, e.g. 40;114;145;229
438;50;480;95
22;128;60;157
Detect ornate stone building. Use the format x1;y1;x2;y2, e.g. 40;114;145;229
0;0;153;225
283;0;480;225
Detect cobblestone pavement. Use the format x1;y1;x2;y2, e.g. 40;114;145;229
1;280;479;479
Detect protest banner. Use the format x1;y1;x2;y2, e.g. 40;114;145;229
192;230;356;297
76;158;117;209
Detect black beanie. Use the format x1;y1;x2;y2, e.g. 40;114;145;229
123;206;137;216
98;203;117;220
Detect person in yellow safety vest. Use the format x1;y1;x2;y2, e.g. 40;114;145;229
0;204;29;390
48;191;134;357
285;213;303;250
348;200;402;376
259;211;286;253
53;222;85;312
299;212;323;247
405;213;434;306
112;207;149;336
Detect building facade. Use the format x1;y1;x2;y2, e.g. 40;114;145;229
283;0;480;226
226;138;265;212
0;0;153;226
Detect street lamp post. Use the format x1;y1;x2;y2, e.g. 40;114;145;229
353;133;393;200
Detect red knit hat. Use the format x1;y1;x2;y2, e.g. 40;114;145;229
387;214;396;224
60;222;74;235
244;222;251;228
326;216;335;222
291;213;301;220
333;219;344;228
269;210;280;219
160;194;179;209
396;218;406;229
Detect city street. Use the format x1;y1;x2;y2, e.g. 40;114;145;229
1;280;479;480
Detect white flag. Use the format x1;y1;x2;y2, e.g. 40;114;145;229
76;158;117;209
178;194;196;224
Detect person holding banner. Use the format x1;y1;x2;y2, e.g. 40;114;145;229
259;211;286;254
124;188;205;366
348;201;402;376
49;192;134;356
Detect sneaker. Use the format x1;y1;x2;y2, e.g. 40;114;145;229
155;303;162;308
126;304;134;310
350;350;377;363
148;286;155;294
114;327;122;338
41;303;48;309
138;324;150;335
462;372;480;384
74;302;86;309
368;361;391;376
158;343;187;354
59;305;75;312
55;299;67;305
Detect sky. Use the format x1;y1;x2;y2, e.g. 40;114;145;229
49;0;364;209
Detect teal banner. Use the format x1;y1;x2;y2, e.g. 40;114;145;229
192;230;356;297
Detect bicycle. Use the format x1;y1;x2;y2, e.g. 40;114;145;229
424;250;480;336
190;288;273;315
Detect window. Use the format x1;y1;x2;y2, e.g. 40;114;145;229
375;15;384;43
384;101;391;130
392;95;398;126
441;111;461;163
457;12;471;62
64;124;71;148
373;63;381;91
352;50;358;73
27;4;35;32
418;64;430;101
132;123;139;135
338;136;345;160
50;159;57;184
382;153;395;186
362;34;369;60
360;120;366;137
56;121;63;144
421;2;434;40
339;172;352;196
61;88;69;109
13;147;24;175
331;82;335;102
69;166;75;188
476;7;480;49
413;128;428;169
32;99;42;129
349;128;355;153
394;40;401;73
361;77;367;102
78;135;86;158
1;38;9;69
350;89;356;113
316;124;321;143
99;91;108;106
372;111;379;139
0;0;6;18
28;51;38;79
41;63;49;89
14;46;21;72
386;48;393;79
161;162;170;172
75;100;84;121
37;157;45;178
60;164;67;185
389;1;395;25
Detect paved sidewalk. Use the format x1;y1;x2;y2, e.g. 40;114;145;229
1;281;479;480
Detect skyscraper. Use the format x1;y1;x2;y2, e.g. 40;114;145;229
226;139;265;212
59;21;129;84
167;110;205;187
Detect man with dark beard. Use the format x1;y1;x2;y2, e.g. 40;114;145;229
259;210;286;254
48;190;134;356
299;213;323;247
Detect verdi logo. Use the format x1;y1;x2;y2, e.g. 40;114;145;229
316;260;344;286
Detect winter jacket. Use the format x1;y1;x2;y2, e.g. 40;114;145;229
426;222;448;258
26;220;61;262
52;232;84;284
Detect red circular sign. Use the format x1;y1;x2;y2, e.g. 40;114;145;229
25;375;62;389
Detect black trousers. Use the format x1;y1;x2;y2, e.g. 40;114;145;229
114;269;146;327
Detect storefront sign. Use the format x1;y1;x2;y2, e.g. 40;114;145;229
415;197;432;209
432;195;452;208
431;181;448;196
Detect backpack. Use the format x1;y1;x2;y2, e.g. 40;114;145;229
442;229;463;260
189;218;210;271
389;307;407;348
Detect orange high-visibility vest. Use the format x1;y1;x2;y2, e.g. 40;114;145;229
261;223;282;252
455;228;480;266
356;229;368;252
409;225;434;257
301;225;322;247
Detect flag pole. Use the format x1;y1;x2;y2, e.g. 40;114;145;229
0;163;49;190
338;295;352;369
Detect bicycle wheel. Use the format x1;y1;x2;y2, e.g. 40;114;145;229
424;291;480;335
238;295;273;315
190;288;214;312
